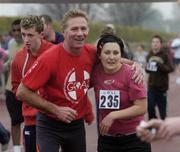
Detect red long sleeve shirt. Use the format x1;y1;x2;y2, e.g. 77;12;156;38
11;40;53;125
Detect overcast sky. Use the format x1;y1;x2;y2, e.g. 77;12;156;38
0;2;175;19
152;2;174;19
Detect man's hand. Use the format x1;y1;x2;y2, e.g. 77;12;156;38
136;119;163;142
136;118;180;142
54;106;78;123
131;62;144;84
157;117;180;140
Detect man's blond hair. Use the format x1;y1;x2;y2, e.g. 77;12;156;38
61;9;89;32
20;15;44;33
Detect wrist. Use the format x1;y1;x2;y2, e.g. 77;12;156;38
109;111;117;120
48;103;58;115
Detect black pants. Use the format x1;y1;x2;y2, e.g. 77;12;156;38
5;90;24;126
0;122;10;145
23;125;36;152
98;134;151;152
148;87;167;120
36;113;86;152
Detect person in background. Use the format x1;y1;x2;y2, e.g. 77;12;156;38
92;34;151;152
134;44;147;68
0;47;8;98
101;24;116;36
171;38;180;84
0;122;10;151
40;14;64;44
0;33;11;51
145;35;174;120
5;19;24;152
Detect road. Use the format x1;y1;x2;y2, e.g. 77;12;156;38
1;72;180;152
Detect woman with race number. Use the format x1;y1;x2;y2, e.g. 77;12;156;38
91;34;151;152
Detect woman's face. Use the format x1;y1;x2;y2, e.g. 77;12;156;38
99;42;122;74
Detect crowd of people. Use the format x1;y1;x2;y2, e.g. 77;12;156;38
0;9;179;152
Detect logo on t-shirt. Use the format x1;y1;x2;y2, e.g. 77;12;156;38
64;68;90;102
104;79;115;85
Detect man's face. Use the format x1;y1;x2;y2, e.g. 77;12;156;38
151;38;162;53
12;24;22;43
21;27;43;51
63;17;89;52
41;18;50;38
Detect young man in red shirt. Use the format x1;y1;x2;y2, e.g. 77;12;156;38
11;15;53;152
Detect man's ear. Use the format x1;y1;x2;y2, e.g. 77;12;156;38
40;32;44;39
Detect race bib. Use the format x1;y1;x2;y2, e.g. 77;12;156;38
99;90;120;109
146;61;157;72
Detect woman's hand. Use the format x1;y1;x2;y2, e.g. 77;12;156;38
100;112;115;135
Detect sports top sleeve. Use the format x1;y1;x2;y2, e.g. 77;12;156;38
128;67;147;101
11;53;22;94
22;51;56;91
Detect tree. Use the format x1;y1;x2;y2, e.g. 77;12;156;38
25;3;106;21
106;3;160;26
21;3;167;32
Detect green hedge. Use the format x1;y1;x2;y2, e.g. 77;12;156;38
87;23;175;44
0;16;20;33
0;17;175;45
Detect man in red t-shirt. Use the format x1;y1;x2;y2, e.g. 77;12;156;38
16;10;144;152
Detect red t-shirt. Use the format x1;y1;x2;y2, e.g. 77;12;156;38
11;40;53;125
92;64;147;135
22;43;96;120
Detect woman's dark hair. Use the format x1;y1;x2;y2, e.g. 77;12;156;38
97;34;124;57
